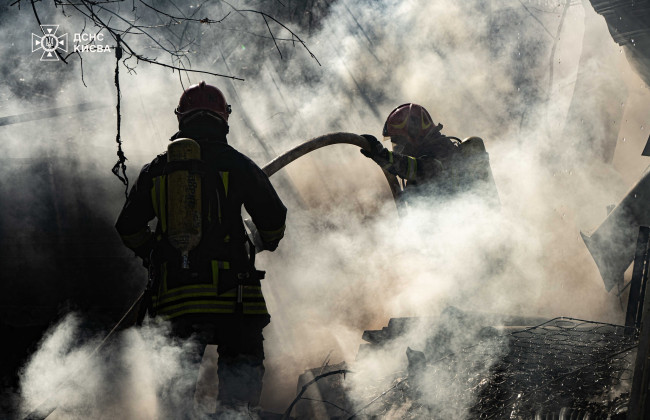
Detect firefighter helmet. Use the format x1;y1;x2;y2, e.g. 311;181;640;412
382;103;442;143
175;81;232;124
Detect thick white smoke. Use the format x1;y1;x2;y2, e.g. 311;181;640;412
3;0;650;417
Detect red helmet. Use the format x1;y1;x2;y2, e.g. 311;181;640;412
175;81;231;124
382;103;442;143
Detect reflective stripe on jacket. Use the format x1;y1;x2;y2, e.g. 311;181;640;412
151;260;268;318
115;135;286;319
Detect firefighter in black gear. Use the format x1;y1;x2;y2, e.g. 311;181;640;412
115;81;287;413
361;103;499;206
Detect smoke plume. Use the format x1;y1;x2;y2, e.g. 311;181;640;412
2;0;649;417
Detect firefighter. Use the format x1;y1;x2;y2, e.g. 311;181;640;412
115;81;287;414
361;103;499;205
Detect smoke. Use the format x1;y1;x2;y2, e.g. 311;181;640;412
251;1;636;414
3;0;650;417
19;313;257;419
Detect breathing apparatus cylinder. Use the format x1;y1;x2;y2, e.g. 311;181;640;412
166;138;202;269
458;136;500;207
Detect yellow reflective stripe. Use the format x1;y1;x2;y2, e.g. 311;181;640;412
224;235;230;243
211;260;230;272
120;227;151;249
220;171;229;197
211;260;231;288
161;308;235;319
153;293;227;308
259;225;285;242
243;285;262;293
406;157;417;179
159;300;236;311
243;310;269;315
154;287;239;306
220;290;237;298
217;187;222;224
152;285;220;305
390;116;408;130
243;301;268;315
158;301;237;318
388;151;394;164
211;260;231;294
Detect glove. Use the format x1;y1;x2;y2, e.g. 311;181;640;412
360;134;384;157
360;134;392;169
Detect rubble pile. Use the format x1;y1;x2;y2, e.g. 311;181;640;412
292;310;637;419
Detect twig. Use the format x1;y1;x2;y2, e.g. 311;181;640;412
516;0;554;39
111;34;129;198
263;13;282;59
22;0;319;80
139;0;231;25
219;26;298;42
318;350;333;375
346;378;406;419
66;0;245;80
282;369;351;420
226;7;321;66
76;51;87;86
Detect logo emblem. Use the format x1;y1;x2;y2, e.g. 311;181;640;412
32;25;68;61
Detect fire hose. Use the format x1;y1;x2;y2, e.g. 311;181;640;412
263;132;402;210
23;132;402;420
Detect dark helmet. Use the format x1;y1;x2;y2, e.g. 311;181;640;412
382;103;442;144
175;81;232;124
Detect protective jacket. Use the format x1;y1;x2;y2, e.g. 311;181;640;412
377;132;462;200
115;132;286;319
368;132;499;205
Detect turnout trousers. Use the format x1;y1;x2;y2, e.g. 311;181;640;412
169;313;271;408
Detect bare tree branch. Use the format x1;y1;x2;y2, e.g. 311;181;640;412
230;7;322;66
59;0;246;80
139;0;231;25
262;13;282;59
282;369;351;420
15;0;322;197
